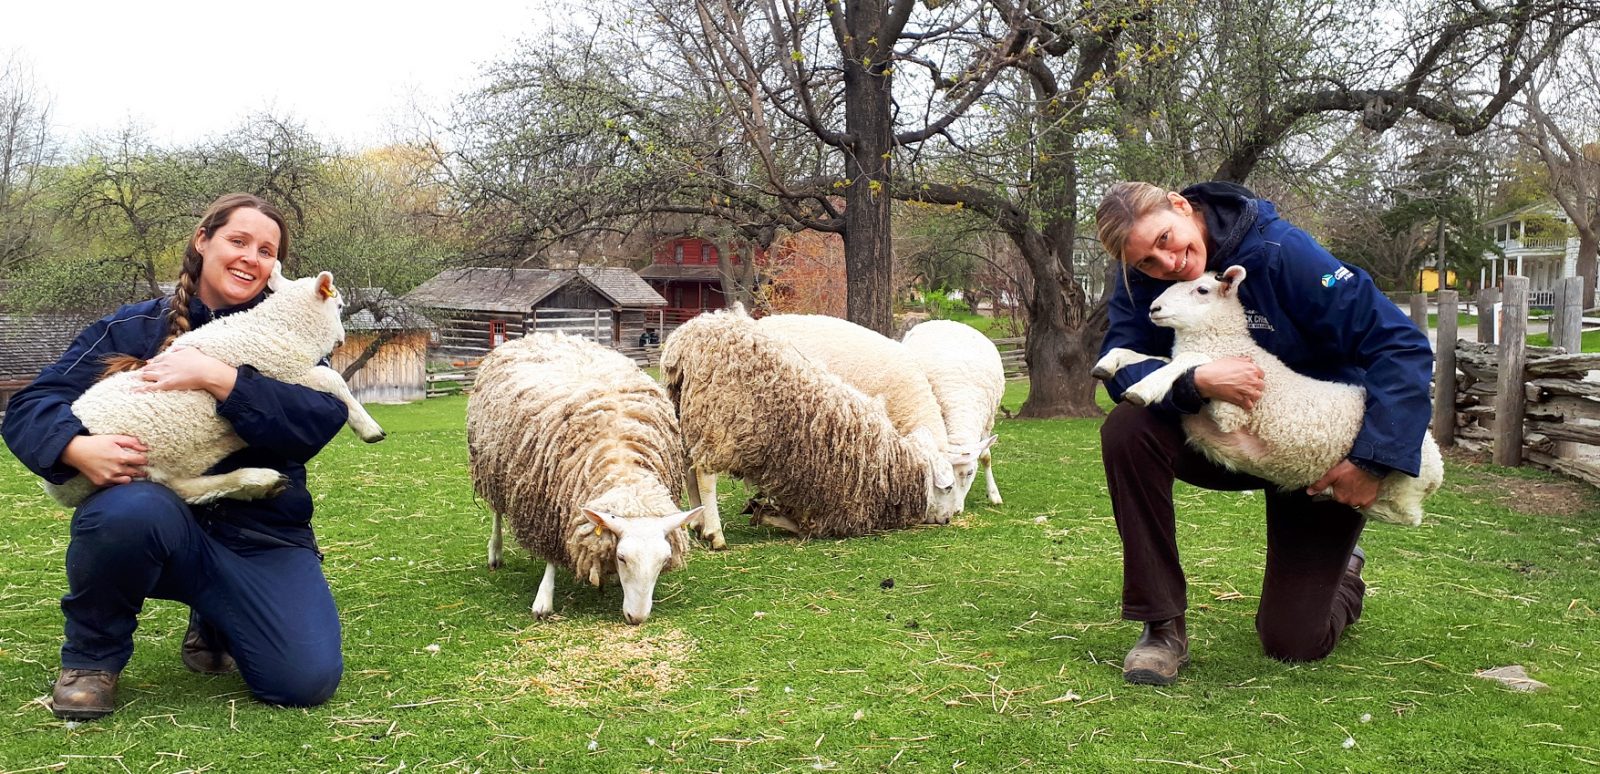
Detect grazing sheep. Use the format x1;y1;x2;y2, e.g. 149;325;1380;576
44;266;385;508
662;306;952;538
468;332;702;625
1092;265;1442;526
752;314;989;523
902;319;1006;507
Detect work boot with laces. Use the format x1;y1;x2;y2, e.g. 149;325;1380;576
1123;615;1189;686
51;668;118;720
181;610;236;675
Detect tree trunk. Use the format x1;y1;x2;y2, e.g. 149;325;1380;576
841;54;895;335
1578;219;1598;311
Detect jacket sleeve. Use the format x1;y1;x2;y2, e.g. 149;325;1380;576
1100;272;1195;415
1270;230;1433;476
1;313;150;483
214;365;349;464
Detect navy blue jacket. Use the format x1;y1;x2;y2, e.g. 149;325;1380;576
2;293;348;547
1099;183;1434;477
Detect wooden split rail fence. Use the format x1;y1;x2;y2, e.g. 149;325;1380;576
1432;276;1600;487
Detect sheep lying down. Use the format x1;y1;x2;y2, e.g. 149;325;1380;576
44;266;385;508
1093;265;1442;527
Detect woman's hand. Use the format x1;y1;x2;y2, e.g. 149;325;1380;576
60;434;149;487
1308;460;1381;509
136;347;237;401
1193;356;1265;409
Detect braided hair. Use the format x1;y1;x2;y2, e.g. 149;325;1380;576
161;193;290;353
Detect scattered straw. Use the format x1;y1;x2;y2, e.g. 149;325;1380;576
475;622;696;708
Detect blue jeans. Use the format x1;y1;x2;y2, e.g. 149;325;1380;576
61;482;342;706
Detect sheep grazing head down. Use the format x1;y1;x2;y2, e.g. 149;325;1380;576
944;435;999;508
1148;265;1248;332
584;506;703;625
266;262;347;351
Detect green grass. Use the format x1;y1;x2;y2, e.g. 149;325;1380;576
1528;327;1600;352
2;383;1599;771
1427;313;1479;327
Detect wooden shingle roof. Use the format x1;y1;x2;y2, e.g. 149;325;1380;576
637;264;725;281
343;288;437;332
402;267;666;313
0;313;100;380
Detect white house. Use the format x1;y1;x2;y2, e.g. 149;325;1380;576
1481;200;1580;307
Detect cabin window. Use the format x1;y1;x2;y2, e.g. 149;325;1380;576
701;244;713;264
674;244;684;264
489;320;507;348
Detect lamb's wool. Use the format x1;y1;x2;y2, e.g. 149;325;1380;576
662;307;930;537
901;320;1005;448
467;332;688;586
48;271;379;507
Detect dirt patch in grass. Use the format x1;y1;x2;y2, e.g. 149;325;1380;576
1444;447;1596;517
478;622;696;708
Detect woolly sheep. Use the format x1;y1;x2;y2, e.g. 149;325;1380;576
1092;265;1442;526
902;319;1006;507
44;266;386;508
752;314;991;523
662;306;952;538
468;332;702;625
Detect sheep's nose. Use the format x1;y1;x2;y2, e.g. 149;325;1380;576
1150;304;1162;314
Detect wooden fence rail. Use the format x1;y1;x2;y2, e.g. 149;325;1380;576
1436;275;1600;487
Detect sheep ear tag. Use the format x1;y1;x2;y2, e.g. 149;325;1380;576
583;508;615;536
317;272;337;299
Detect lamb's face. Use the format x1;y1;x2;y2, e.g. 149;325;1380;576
1147;267;1245;331
587;507;702;625
943;436;997;512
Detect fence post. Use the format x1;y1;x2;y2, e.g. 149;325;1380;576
1410;293;1429;331
1433;290;1458;447
1493;276;1529;467
1552;276;1584;354
1478;288;1499;344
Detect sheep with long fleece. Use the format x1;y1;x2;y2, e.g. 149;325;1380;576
1092;265;1442;526
902;319;1007;507
468;332;702;625
662;306;951;538
751;314;989;523
44;266;385;508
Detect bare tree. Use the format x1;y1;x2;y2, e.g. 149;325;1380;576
0;55;54;273
1518;31;1600;308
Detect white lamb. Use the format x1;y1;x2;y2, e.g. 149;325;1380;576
44;266;386;508
1092;265;1442;526
468;332;702;625
663;306;956;538
902;319;1006;507
752;314;992;524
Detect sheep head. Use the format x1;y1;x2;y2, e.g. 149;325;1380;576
1147;265;1249;333
584;506;703;625
944;435;998;510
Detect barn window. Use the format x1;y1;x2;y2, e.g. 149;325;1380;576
674;244;684;264
489;320;507;348
701;244;712;264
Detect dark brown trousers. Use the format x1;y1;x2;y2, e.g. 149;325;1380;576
1100;402;1367;662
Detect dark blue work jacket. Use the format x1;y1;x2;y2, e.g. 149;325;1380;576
1;293;348;548
1100;191;1434;478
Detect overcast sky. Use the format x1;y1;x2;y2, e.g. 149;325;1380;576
1;2;552;150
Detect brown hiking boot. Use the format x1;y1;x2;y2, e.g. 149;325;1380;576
51;668;118;720
181;611;236;675
1123;616;1189;686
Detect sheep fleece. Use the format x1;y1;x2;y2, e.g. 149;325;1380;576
662;308;928;537
467;333;688;585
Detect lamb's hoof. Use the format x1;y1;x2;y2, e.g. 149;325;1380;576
1090;365;1114;381
363;430;387;443
988;495;1004;505
265;475;291;499
487;557;502;571
1122;391;1152;407
708;533;727;550
532;604;553;619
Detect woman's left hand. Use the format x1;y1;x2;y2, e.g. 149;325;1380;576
1307;460;1381;510
136;347;237;400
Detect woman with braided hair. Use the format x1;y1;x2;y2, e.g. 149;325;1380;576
3;193;350;719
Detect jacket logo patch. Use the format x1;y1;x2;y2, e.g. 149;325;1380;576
1244;308;1275;331
1320;267;1354;287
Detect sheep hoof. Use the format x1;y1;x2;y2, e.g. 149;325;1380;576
709;533;727;550
363;430;387;443
989;495;1003;505
1123;390;1151;407
1090;365;1114;381
532;604;553;619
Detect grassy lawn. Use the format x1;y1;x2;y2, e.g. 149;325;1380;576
1528;327;1600;352
1427;313;1479;328
3;382;1599;771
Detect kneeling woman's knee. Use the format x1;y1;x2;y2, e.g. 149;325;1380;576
1257;625;1337;664
253;652;343;708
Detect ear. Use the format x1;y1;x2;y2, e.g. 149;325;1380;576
317;271;337;300
1219;265;1247;297
662;506;703;533
583;508;625;536
1167;191;1192;213
932;463;956;489
267;261;287;291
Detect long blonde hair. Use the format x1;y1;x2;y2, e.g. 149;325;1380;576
1095;182;1174;264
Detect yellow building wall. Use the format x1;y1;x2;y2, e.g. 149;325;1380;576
1420;268;1458;292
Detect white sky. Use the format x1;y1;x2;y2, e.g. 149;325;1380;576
1;2;552;150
